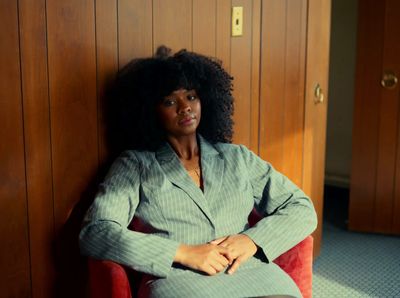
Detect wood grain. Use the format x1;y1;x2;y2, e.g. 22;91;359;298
153;0;192;53
373;0;400;233
281;0;306;187
302;0;331;256
118;0;153;67
0;1;31;297
46;0;99;295
259;0;286;170
349;0;385;232
216;0;231;72
193;0;216;57
231;0;253;147
96;0;118;168
19;0;55;297
250;0;261;154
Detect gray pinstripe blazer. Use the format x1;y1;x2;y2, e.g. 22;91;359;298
80;135;317;297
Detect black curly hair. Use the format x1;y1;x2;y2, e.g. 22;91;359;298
109;45;234;152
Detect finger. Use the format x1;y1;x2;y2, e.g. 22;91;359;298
219;247;236;264
215;245;228;253
203;264;218;276
209;259;226;273
228;256;243;275
210;236;228;245
215;252;230;267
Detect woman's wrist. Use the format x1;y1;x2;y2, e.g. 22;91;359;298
174;243;189;264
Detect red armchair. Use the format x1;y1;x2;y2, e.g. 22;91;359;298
87;235;313;298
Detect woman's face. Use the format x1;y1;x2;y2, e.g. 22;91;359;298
156;88;201;138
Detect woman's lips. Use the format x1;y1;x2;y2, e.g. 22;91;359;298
178;116;195;125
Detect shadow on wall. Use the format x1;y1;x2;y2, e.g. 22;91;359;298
51;74;128;297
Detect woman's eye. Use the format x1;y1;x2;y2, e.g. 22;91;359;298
163;99;176;106
187;94;197;101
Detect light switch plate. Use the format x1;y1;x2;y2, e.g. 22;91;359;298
232;6;243;37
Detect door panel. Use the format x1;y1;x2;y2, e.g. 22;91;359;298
349;0;384;232
349;0;400;235
302;0;331;255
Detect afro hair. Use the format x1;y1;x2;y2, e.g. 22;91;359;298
108;45;234;152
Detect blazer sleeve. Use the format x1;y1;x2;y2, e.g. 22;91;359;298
239;145;318;262
79;151;180;277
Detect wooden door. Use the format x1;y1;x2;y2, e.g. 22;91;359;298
302;0;331;256
349;0;400;234
258;0;331;256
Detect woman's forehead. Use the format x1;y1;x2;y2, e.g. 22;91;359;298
168;88;196;95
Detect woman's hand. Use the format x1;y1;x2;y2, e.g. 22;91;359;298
174;243;231;275
210;234;258;274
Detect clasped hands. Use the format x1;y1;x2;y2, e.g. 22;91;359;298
174;234;258;276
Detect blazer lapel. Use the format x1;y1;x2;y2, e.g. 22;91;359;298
155;141;214;225
199;135;224;203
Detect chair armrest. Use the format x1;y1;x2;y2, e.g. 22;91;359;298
274;236;314;298
88;258;132;298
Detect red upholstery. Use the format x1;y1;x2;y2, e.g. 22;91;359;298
88;235;313;298
88;259;132;298
274;236;313;298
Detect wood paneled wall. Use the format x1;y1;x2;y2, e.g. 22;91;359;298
0;0;329;297
259;0;307;188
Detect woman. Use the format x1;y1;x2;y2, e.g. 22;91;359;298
79;46;317;298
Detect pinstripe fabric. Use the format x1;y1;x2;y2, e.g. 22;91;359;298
80;135;317;297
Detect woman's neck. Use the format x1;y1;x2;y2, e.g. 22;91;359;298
167;134;199;160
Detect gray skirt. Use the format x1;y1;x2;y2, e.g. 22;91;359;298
139;257;302;298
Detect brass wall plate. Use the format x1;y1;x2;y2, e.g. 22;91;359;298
232;6;243;37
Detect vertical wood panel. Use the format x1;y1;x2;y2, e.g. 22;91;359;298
47;0;98;233
193;0;216;56
259;0;286;169
153;0;192;52
281;0;306;187
118;0;152;67
394;89;400;233
349;0;385;232
259;0;306;194
19;0;55;297
96;0;118;167
0;1;31;297
231;0;253;147
216;0;231;72
303;0;331;255
250;0;261;154
47;0;98;295
373;0;400;233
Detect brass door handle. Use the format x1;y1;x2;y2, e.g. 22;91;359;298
381;71;398;89
314;83;324;104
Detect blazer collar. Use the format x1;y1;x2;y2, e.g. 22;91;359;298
155;135;223;226
155;134;219;163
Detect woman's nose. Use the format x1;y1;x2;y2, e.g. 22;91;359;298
178;102;191;114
